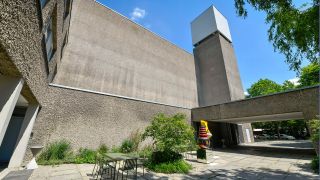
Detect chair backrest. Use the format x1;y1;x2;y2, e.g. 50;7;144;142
123;159;136;170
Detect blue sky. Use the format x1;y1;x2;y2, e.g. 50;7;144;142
97;0;309;90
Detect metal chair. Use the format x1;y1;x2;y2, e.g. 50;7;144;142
93;156;117;180
116;158;137;180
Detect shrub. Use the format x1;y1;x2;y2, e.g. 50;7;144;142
129;129;142;151
138;145;153;158
37;140;73;165
111;146;121;153
74;148;96;164
151;150;182;164
97;144;109;154
309;120;320;142
311;156;319;174
142;113;195;153
120;139;135;153
146;160;192;174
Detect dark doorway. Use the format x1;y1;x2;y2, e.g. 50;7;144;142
0;107;27;168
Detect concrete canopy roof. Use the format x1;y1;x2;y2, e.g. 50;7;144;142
192;86;319;123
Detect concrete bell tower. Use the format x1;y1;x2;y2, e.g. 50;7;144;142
191;6;253;145
191;6;244;106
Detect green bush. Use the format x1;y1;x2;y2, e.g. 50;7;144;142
110;146;121;153
309;120;320;142
74;148;96;164
142;113;195;153
311;156;319;174
129;129;142;151
37;140;73;165
151;150;182;164
146;160;192;174
97;144;109;154
120;139;135;153
138;145;153;158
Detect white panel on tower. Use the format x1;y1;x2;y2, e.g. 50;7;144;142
191;5;232;45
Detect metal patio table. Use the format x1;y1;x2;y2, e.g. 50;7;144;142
104;153;139;179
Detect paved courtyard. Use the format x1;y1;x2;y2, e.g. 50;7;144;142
243;140;314;149
25;148;319;180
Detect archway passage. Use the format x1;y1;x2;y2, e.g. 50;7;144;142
192;86;319;149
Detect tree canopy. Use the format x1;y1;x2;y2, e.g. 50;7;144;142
298;63;320;87
234;0;319;71
247;79;283;98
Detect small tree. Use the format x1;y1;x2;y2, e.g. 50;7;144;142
142;113;195;153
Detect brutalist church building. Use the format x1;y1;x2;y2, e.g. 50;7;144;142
0;0;318;168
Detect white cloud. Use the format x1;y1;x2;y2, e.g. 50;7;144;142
130;7;146;21
288;77;300;85
244;91;249;96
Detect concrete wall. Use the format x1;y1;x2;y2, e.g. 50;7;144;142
31;85;191;150
0;0;192;165
53;0;198;108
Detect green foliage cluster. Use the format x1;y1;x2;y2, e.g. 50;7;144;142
298;63;320;87
142;113;196;153
120;129;142;153
37;140;73;165
311;156;319;174
234;0;319;71
37;140;110;165
146;160;192;174
151;150;182;164
309;120;320;143
142;113;194;174
74;148;96;164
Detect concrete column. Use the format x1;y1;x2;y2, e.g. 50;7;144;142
0;76;24;146
8;104;39;168
237;123;254;143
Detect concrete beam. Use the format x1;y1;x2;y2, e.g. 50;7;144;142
0;76;24;146
192;86;319;123
8;104;39;168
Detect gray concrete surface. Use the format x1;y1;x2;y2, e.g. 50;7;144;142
242;140;314;149
53;0;198;108
192;86;319;123
193;33;244;107
28;149;319;179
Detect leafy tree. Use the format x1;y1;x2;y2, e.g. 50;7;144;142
234;0;319;71
247;79;282;98
298;63;320;87
282;80;296;91
142;113;195;153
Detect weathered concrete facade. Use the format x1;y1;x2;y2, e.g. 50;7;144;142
0;0;192;167
0;0;318;168
53;0;198;108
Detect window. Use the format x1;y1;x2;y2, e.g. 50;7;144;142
40;0;48;8
44;18;53;61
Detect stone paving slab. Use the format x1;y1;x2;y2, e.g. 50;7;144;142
25;149;319;180
3;169;33;180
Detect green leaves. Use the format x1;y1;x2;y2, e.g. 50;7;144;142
234;0;319;71
142;113;195;153
298;63;320;87
247;79;283;98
